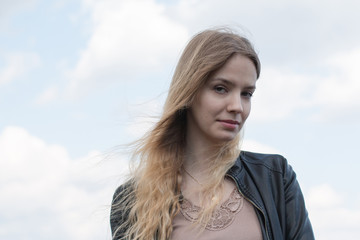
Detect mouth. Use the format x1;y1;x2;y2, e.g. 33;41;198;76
218;119;240;130
218;119;240;125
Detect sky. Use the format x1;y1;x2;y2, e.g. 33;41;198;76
0;0;359;239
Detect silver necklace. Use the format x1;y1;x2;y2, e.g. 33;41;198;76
182;167;203;186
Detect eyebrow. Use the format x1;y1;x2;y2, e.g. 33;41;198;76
212;78;256;90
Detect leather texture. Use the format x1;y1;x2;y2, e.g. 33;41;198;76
226;151;315;240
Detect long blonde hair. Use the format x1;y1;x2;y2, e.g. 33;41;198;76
112;28;261;240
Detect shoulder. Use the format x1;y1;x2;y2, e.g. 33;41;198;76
239;150;291;174
238;151;299;192
112;180;133;205
237;152;314;239
110;180;134;237
240;151;288;172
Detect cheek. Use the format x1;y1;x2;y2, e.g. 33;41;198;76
197;96;219;115
243;103;252;119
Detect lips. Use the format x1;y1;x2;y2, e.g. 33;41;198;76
218;119;240;130
219;119;240;125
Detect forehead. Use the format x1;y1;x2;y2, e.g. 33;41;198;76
209;54;257;87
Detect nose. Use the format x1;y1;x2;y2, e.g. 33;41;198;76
227;93;243;113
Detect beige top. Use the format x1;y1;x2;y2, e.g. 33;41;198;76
171;188;263;240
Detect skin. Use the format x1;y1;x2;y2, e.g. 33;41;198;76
186;54;257;153
182;54;258;202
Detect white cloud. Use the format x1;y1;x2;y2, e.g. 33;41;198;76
311;48;360;121
66;0;189;98
34;86;59;105
169;0;360;62
306;184;343;208
248;47;360;122
250;67;316;121
0;0;37;22
305;184;360;240
242;139;280;154
0;126;128;239
124;98;163;138
0;52;41;86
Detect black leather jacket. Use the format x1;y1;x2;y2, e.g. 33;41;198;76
226;151;314;239
110;151;315;240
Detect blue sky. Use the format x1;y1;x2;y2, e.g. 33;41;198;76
1;0;360;239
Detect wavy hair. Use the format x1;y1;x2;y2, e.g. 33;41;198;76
112;28;261;240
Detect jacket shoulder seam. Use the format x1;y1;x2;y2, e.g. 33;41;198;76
242;151;286;174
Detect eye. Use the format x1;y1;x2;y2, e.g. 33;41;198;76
214;85;227;94
241;91;254;98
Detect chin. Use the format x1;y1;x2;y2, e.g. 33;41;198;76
215;134;238;143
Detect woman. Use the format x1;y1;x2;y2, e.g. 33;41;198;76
110;28;314;240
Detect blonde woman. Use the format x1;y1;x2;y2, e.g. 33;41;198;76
110;28;314;240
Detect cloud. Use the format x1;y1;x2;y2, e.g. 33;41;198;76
305;184;360;240
0;52;41;86
124;98;163;139
242;139;280;154
65;0;189;98
306;184;343;208
0;0;38;22
169;0;360;65
0;126;128;239
311;48;360;122
248;47;360;123
250;67;317;121
321;49;360;105
34;86;59;105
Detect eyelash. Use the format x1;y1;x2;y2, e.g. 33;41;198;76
242;91;254;98
214;85;254;98
214;85;227;93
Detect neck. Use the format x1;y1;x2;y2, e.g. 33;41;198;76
184;147;214;172
183;135;222;182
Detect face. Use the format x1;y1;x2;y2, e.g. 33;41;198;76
186;54;257;145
